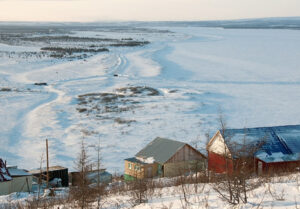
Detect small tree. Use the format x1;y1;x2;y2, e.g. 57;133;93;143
71;139;93;209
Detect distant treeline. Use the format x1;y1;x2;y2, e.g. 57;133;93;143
41;47;109;54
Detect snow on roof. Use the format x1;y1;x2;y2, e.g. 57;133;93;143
125;157;149;165
0;158;12;182
221;125;300;163
256;151;300;163
136;156;155;164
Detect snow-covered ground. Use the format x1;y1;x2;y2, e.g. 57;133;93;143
0;173;300;208
1;25;300;174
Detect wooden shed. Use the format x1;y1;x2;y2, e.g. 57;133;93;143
124;137;206;180
207;125;300;175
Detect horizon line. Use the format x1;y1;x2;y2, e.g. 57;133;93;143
1;16;300;24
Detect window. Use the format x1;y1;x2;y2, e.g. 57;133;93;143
134;165;141;171
128;163;132;170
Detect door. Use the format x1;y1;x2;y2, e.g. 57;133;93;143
147;167;152;178
258;161;263;175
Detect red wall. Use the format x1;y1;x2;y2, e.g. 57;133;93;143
209;152;300;175
256;158;300;175
208;151;233;174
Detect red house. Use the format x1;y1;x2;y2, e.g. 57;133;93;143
207;125;300;175
207;130;233;173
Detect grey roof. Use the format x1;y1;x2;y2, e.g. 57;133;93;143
221;125;300;163
135;137;186;164
8;167;32;177
29;166;67;174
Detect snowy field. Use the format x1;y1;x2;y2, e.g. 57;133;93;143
1;23;300;173
0;173;300;208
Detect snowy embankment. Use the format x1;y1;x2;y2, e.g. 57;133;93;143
1;26;300;174
0;173;299;208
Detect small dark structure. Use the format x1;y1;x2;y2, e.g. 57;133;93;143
34;82;48;86
207;125;300;175
29;166;69;187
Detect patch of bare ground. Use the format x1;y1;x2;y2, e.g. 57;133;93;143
0;87;37;93
76;86;160;125
116;86;160;96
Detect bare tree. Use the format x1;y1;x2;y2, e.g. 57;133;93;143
93;137;105;209
212;113;265;205
37;153;45;202
71;138;94;209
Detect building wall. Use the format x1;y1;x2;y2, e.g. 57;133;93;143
208;151;233;174
164;160;206;177
166;145;205;163
0;181;10;196
163;145;206;177
0;176;32;196
256;159;300;175
124;160;158;180
207;131;231;156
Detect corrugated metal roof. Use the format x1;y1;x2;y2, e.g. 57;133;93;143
135;137;186;164
8;167;32;177
86;170;112;181
221;125;300;163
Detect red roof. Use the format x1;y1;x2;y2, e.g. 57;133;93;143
0;158;12;182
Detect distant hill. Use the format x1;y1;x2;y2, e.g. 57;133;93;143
140;17;300;30
1;17;300;30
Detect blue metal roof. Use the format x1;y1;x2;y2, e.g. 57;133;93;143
222;125;300;163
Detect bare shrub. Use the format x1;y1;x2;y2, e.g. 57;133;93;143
212;113;265;205
128;177;149;206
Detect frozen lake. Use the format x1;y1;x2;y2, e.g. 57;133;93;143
1;24;300;172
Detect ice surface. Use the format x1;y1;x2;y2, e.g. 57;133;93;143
0;25;300;174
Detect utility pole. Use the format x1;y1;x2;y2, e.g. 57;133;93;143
96;138;101;208
46;139;49;188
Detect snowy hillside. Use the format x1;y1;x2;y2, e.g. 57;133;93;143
1;23;300;173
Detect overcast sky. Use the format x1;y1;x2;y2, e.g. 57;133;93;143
0;0;300;22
